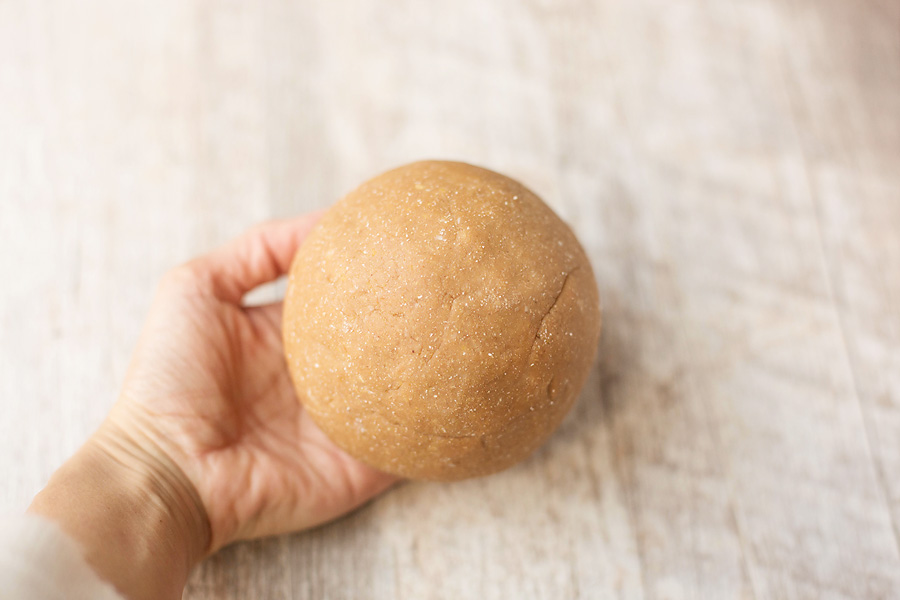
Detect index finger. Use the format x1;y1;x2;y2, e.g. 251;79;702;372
196;212;323;304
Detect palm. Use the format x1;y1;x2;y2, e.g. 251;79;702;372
116;217;396;551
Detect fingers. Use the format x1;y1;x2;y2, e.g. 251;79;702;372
181;212;323;304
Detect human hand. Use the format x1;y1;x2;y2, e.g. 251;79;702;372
30;214;398;600
113;213;398;548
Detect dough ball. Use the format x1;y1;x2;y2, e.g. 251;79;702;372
283;161;601;480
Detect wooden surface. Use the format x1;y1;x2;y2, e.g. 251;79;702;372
2;0;899;598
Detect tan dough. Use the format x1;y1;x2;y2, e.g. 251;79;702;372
283;161;601;480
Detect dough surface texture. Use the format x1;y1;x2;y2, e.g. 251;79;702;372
283;161;601;480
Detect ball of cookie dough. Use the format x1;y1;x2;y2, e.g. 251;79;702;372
283;161;601;480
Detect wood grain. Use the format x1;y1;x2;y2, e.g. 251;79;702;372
1;0;898;598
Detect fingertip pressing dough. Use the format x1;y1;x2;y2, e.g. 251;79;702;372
283;161;601;480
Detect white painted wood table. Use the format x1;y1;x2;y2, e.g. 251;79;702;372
2;1;899;598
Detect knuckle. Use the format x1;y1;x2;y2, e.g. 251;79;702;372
249;221;272;234
245;220;279;241
158;260;208;293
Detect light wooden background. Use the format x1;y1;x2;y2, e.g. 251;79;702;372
2;0;899;598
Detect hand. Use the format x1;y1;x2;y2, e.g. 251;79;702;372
114;213;398;547
30;214;398;600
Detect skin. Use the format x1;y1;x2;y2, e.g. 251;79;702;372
28;214;398;600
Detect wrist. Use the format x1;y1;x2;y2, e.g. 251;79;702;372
28;422;210;600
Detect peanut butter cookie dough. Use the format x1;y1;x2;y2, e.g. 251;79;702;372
283;161;601;480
